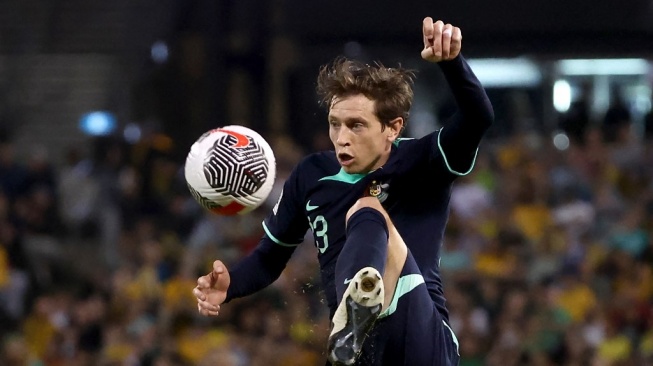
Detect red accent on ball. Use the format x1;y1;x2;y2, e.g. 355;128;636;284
211;201;247;215
217;128;251;148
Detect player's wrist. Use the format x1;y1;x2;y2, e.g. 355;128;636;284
437;53;464;68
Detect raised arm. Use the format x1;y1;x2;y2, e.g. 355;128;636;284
422;17;494;175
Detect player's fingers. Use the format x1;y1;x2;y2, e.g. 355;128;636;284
422;17;434;48
198;303;220;317
211;261;225;287
197;275;211;289
441;24;453;59
212;260;225;275
209;270;217;287
432;20;444;58
198;299;220;313
450;27;462;59
421;47;434;60
192;286;206;301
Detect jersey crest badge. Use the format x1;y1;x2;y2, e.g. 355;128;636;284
368;180;390;203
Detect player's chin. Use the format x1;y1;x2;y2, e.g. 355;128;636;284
340;164;363;174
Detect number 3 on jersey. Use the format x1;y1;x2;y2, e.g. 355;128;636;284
309;215;329;253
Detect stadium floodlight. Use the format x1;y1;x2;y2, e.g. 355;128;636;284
557;58;650;76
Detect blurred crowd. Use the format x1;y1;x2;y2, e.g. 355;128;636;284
1;93;653;366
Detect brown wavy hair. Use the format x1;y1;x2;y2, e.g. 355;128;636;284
316;57;416;131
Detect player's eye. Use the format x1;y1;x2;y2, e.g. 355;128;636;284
329;121;340;128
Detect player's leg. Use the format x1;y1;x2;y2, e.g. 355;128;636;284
364;252;460;366
335;241;459;366
398;269;459;365
338;197;407;311
327;197;408;365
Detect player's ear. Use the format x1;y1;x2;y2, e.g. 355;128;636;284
386;117;404;142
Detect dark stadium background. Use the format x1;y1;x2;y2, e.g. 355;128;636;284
1;0;652;365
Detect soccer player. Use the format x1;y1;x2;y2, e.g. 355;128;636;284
194;16;494;365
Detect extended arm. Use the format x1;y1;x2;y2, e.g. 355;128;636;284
195;163;309;316
421;17;494;174
195;223;302;316
225;235;298;302
437;55;494;174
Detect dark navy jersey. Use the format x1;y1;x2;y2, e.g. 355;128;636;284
263;129;476;318
224;54;493;321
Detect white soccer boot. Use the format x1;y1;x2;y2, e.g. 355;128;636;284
327;267;384;365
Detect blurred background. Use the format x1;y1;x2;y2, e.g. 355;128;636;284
1;0;653;365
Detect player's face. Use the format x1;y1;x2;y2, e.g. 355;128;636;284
328;94;402;174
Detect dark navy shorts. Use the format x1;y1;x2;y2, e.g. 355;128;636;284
331;250;460;366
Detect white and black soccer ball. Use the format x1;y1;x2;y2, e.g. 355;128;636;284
184;125;276;215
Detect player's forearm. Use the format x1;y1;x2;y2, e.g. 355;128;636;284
225;236;296;302
438;54;494;133
437;54;494;172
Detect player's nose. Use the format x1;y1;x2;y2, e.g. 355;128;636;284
335;128;351;146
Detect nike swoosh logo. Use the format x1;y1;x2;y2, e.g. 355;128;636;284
217;128;250;148
306;200;319;211
344;278;352;285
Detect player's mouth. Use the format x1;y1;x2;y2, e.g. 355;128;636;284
338;152;354;166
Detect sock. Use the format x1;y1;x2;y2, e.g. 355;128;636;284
335;207;389;303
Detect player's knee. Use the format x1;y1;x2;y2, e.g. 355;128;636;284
346;197;389;223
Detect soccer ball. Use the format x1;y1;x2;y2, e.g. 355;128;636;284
184;125;276;215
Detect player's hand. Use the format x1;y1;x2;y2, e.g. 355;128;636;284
421;17;462;63
193;260;231;316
